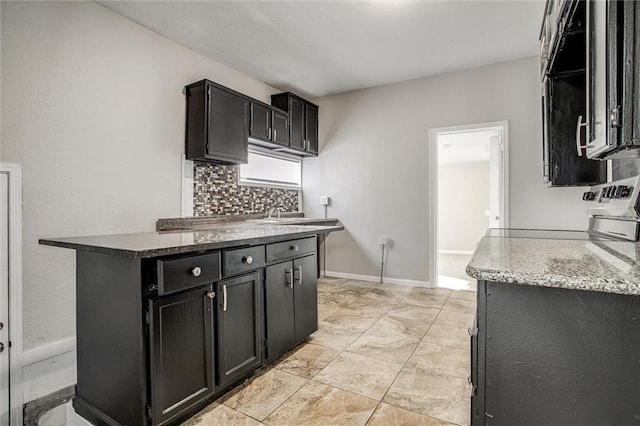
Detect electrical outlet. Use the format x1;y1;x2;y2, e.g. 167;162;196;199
380;235;388;245
320;196;331;206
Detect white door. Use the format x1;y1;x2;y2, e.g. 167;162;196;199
0;172;10;424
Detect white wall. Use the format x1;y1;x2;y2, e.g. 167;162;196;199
303;56;588;283
438;161;490;252
1;1;279;351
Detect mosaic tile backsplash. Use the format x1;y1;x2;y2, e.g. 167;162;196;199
193;162;300;216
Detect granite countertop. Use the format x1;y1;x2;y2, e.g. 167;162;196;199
466;236;640;296
40;221;344;259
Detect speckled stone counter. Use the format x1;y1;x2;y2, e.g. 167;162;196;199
466;236;640;296
39;222;343;258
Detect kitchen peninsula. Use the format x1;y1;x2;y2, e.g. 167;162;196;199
39;220;343;426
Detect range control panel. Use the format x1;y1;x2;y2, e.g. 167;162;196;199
584;176;640;218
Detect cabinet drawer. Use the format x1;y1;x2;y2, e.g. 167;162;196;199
266;237;316;263
223;245;265;277
157;252;221;295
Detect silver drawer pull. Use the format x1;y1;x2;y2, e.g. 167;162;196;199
222;285;228;312
191;266;202;277
206;291;216;299
290;245;299;252
243;255;253;264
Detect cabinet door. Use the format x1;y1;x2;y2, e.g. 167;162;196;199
293;254;318;342
585;0;610;157
289;97;305;151
250;102;271;142
304;104;319;155
216;272;262;388
149;286;215;425
272;110;289;146
207;85;249;164
265;262;295;362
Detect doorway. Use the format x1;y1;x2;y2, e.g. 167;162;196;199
427;122;509;290
1;163;24;426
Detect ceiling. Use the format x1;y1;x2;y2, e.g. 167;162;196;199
99;0;545;98
438;130;498;164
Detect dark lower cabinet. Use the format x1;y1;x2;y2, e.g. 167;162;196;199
472;280;640;425
265;253;317;362
69;238;319;426
293;255;318;340
216;272;262;389
264;261;296;362
149;286;216;425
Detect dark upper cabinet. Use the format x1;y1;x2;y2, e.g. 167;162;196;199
215;272;262;389
272;110;290;146
542;0;640;163
271;92;319;156
249;102;272;142
149;285;215;425
185;80;249;165
540;0;607;186
248;101;289;148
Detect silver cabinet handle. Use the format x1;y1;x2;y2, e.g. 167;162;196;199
576;115;592;157
290;245;300;252
191;266;202;277
222;284;228;312
243;255;253;264
206;291;216;299
296;265;303;286
286;268;294;288
273;128;277;141
268;127;272;140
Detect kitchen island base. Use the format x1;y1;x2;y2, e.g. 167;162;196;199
471;280;640;425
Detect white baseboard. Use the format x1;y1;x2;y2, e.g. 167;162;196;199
322;270;433;288
22;337;77;403
438;250;474;255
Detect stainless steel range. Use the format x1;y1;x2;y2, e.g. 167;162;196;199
488;176;640;242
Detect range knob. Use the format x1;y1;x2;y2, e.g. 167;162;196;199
583;191;597;201
615;185;633;198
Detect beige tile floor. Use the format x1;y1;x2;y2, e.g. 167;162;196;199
185;277;476;426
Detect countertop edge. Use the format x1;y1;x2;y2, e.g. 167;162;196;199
465;263;640;297
39;225;344;259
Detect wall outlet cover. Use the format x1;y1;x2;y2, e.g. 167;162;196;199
320;196;331;206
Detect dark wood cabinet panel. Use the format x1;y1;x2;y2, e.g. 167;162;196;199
264;239;318;364
249;102;271;142
293;254;318;341
543;76;607;186
216;273;262;388
265;261;295;363
540;0;607;186
149;286;215;425
304;104;319;155
185;80;249;165
248;101;289;150
272;110;290;146
288;97;305;151
271;92;319;156
472;281;640;425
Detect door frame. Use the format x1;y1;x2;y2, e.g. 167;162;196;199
427;122;509;287
0;163;23;426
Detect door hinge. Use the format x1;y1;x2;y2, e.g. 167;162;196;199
611;106;621;127
146;404;152;420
